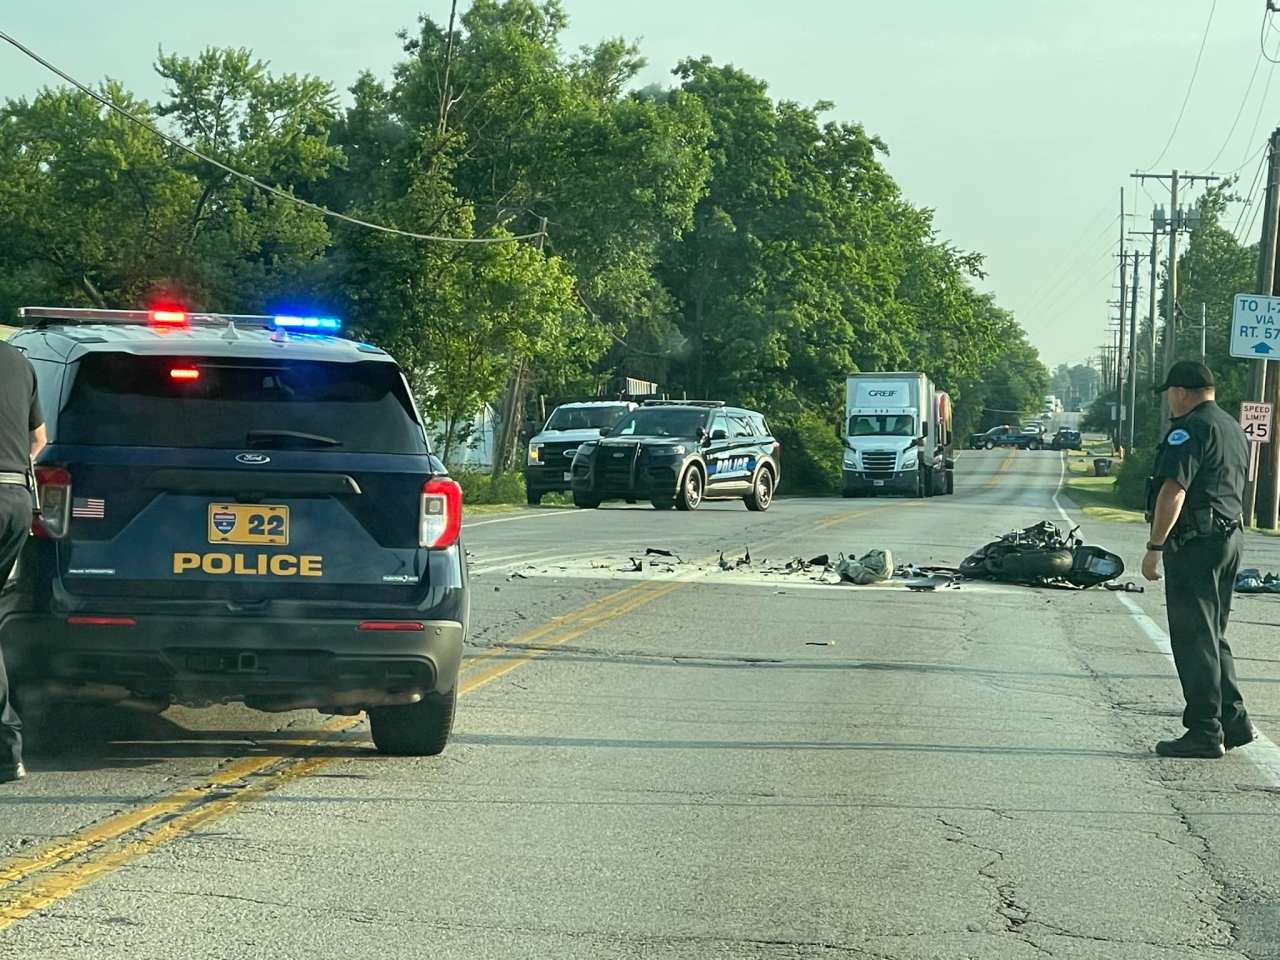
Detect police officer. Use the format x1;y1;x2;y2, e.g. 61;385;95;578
1142;360;1257;758
0;339;46;785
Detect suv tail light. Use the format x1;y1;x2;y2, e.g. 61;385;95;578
419;477;463;549
32;467;72;539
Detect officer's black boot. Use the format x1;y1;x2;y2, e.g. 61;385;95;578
1155;732;1225;759
1224;721;1260;750
0;761;26;784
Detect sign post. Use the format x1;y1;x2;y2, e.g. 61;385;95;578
1241;401;1273;483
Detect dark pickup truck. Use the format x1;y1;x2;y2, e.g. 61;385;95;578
968;425;1043;451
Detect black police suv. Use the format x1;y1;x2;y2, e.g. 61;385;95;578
1050;428;1083;451
0;307;467;756
570;401;780;511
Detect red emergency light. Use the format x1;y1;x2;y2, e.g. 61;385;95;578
149;309;188;327
169;367;200;381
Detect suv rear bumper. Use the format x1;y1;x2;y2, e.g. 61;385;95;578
0;612;464;712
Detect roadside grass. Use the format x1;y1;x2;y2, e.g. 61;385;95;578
1061;450;1146;524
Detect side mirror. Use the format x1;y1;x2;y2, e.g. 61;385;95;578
710;429;729;442
598;427;611;437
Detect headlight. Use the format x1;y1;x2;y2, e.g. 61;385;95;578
651;444;687;456
899;451;920;468
527;444;541;465
842;451;858;467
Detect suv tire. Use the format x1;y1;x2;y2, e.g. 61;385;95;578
573;493;600;509
651;498;674;510
983;440;995;450
745;467;774;511
675;465;704;511
369;687;456;756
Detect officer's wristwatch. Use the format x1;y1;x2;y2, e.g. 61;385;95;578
1146;541;1165;552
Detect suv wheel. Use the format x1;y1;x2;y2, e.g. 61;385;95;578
369;687;456;756
745;467;774;511
983;440;995;450
1028;440;1042;451
676;466;704;511
651;498;674;510
573;493;600;509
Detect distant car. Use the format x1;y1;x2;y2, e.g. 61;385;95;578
1051;428;1083;451
571;401;780;511
968;425;1042;451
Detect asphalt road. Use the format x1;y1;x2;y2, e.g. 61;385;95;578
3;449;1280;958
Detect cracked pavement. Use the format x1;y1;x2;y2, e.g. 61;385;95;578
2;450;1280;958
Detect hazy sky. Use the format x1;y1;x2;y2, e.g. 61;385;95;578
1;1;1272;369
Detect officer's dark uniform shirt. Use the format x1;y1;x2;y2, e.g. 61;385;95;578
1152;400;1248;523
0;344;42;474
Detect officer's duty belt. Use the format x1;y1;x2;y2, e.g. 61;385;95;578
0;472;29;487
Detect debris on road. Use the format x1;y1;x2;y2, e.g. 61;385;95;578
904;572;962;592
836;549;893;585
1236;569;1280;594
960;521;1123;589
645;547;680;560
1103;581;1145;594
805;640;835;646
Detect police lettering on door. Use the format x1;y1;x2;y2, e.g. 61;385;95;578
710;455;756;478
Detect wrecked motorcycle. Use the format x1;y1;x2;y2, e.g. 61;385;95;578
960;521;1124;588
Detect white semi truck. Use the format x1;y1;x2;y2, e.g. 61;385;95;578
841;372;955;498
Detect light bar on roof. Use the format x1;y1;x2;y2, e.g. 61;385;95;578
272;315;341;332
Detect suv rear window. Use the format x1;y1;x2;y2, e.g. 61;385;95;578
59;354;427;454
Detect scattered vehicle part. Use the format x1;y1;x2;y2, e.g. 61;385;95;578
836;549;894;584
1236;569;1280;594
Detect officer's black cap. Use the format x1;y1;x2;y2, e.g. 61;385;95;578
1153;360;1215;393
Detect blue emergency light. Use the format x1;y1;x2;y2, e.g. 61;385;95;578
272;315;342;332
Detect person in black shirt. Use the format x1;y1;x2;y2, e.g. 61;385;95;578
1142;361;1256;759
0;341;46;784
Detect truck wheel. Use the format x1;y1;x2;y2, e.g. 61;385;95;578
745;467;774;511
369;687;456;756
921;467;935;498
573;493;600;509
675;466;704;511
526;489;543;506
983;440;995;450
945;470;955;495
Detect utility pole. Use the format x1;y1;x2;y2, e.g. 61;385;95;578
1131;170;1219;427
1254;131;1280;528
1128;248;1140;448
1116;189;1128;454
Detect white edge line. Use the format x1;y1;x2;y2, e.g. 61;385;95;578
1053;451;1280;783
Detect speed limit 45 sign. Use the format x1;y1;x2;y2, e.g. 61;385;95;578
1241;401;1272;443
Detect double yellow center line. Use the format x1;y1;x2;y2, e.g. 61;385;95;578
0;577;680;930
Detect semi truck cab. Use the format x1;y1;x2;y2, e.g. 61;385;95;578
841;372;954;498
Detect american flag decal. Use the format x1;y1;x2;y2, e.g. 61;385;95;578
72;497;105;519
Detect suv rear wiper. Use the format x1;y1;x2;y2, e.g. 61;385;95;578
246;430;344;449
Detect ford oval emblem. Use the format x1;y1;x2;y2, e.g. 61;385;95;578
235;453;272;465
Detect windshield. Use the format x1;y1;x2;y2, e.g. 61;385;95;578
544;405;630;432
59;353;427;454
613;408;708;438
849;414;916;437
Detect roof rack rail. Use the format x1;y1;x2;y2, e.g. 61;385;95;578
17;307;280;329
641;399;725;408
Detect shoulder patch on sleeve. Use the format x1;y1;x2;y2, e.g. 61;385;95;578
1167;428;1191;446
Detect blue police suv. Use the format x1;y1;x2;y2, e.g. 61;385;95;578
0;307;467;755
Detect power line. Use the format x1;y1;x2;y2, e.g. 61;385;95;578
1265;4;1280;63
1233;146;1269;241
1206;40;1264;170
1020;208;1117;316
1143;0;1218;171
0;30;544;246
